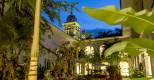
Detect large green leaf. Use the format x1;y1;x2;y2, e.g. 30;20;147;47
83;6;154;33
104;41;128;57
128;38;154;57
104;40;141;57
104;38;154;57
134;10;154;33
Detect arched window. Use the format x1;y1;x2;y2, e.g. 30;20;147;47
85;46;94;55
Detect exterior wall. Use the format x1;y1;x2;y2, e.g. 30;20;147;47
151;58;154;77
121;0;154;11
121;0;132;8
121;0;141;38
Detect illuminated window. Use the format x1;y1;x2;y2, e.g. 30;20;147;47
85;46;94;55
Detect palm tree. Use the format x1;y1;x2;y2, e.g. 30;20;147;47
0;0;34;79
0;0;78;79
28;0;42;80
28;1;78;79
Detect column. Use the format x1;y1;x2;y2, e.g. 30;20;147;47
144;49;152;77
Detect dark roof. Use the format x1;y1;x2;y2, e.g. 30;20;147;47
66;14;77;22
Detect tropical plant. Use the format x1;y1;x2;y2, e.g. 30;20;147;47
50;43;80;79
131;68;145;78
83;6;154;79
28;0;78;79
37;64;47;80
0;0;78;80
0;0;33;79
83;6;154;57
100;41;122;80
106;65;122;80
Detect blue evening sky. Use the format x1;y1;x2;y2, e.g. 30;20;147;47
42;0;120;31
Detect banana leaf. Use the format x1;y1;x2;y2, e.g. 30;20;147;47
104;38;154;57
83;6;154;33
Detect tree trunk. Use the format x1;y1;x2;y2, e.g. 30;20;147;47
0;0;4;16
28;0;41;80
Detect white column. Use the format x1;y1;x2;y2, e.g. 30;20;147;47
144;52;152;77
79;63;82;75
138;53;142;63
135;56;139;68
85;63;88;75
76;63;80;75
133;57;136;68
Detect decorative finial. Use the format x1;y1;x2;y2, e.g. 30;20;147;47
70;4;73;14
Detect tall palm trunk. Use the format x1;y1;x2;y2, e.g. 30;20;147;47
28;0;42;80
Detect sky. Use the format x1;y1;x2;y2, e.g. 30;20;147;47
42;0;120;31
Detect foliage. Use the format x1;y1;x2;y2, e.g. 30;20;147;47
78;49;86;59
106;52;121;65
37;64;46;80
42;0;78;24
90;47;102;64
50;43;80;79
83;6;154;34
130;63;145;78
0;0;78;80
15;66;26;80
104;38;154;57
131;68;145;78
106;65;122;80
131;77;149;80
81;28;122;40
96;28;122;38
0;0;33;79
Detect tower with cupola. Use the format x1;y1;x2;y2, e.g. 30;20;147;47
63;12;80;40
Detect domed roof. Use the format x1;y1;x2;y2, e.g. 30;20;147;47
66;14;77;22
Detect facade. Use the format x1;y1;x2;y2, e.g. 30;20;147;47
75;44;130;76
62;2;132;76
63;14;80;40
61;1;132;76
121;0;154;78
76;45;105;75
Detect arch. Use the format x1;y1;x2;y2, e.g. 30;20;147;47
99;44;106;55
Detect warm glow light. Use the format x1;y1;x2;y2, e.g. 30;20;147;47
85;46;94;55
101;66;106;70
89;63;92;69
76;63;80;75
84;63;93;75
119;61;129;76
100;45;105;55
85;63;88;75
80;63;82;74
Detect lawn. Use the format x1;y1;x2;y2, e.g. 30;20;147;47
131;77;149;80
123;77;149;80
